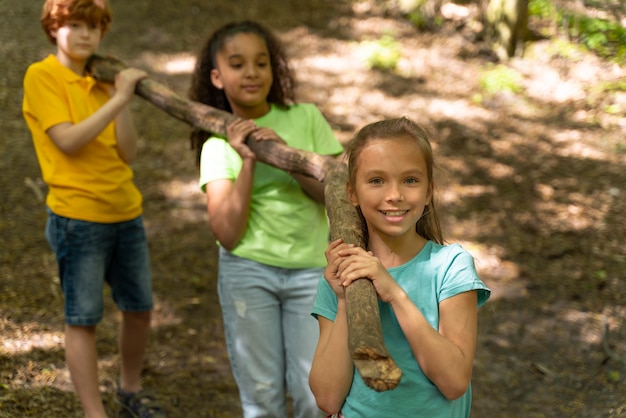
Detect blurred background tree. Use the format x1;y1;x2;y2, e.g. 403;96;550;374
376;0;626;62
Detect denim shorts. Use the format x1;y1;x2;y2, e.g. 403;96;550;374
45;210;153;326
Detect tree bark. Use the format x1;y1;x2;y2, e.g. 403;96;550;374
86;54;401;391
324;163;402;391
485;0;529;60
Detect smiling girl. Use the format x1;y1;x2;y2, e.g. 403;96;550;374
309;117;491;417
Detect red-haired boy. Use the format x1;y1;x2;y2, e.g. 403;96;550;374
22;1;165;416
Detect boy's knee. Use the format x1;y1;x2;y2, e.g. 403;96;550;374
122;310;151;326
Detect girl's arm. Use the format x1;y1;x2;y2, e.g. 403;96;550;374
46;68;146;157
337;246;478;400
309;308;353;413
309;239;354;413
290;173;326;203
205;120;257;250
391;290;478;400
292;143;345;204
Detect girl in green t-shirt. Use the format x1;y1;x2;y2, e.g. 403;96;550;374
189;20;343;418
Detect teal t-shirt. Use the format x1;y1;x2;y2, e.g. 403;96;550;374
312;241;491;418
199;103;344;269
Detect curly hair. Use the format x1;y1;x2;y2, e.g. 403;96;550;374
345;117;444;245
40;0;111;45
188;20;296;164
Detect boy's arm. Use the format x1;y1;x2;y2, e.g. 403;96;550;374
113;100;140;163
46;68;146;157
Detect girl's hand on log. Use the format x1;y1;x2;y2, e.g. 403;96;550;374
226;118;257;160
249;127;287;145
323;239;353;299
336;247;404;303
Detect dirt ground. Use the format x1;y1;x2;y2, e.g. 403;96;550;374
2;0;626;417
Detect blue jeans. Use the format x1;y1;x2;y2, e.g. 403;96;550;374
218;248;324;418
45;210;153;325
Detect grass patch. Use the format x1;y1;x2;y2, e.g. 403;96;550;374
360;33;402;71
479;64;524;96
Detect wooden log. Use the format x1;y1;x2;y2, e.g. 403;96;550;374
86;54;401;391
324;163;402;391
86;54;331;181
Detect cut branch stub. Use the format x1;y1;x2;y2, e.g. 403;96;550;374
87;53;401;391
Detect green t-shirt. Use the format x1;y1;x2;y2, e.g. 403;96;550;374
199;103;344;269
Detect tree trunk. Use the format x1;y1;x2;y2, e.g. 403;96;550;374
485;0;529;60
86;54;402;391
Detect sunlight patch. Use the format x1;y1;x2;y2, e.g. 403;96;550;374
460;241;526;301
2;331;63;354
555;139;607;160
154;178;207;223
151;297;184;328
560;309;605;345
137;52;197;75
439;184;497;205
159;178;204;203
297;54;359;74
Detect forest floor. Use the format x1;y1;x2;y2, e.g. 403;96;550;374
1;0;626;417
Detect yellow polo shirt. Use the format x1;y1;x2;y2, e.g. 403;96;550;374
22;55;142;223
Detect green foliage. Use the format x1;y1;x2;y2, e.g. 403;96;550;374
361;34;402;71
402;0;443;30
588;80;626;114
471;93;484;105
590;79;626;94
529;0;626;63
479;64;524;96
529;0;557;19
593;270;607;280
407;9;443;29
546;38;586;61
575;15;626;62
407;9;428;29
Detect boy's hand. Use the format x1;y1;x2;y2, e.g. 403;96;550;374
226;118;257;160
111;68;147;102
335;246;403;303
